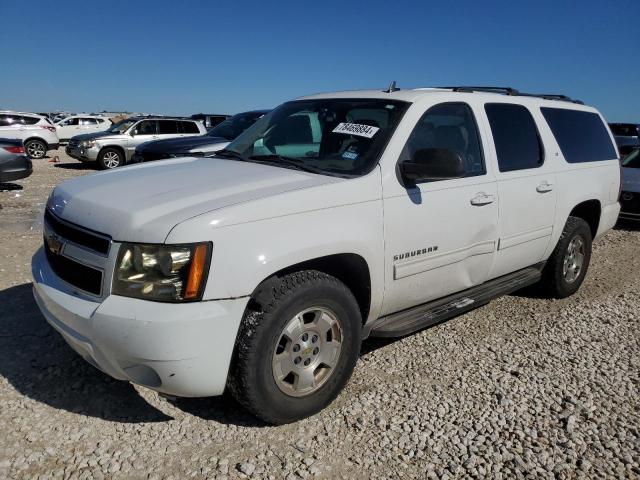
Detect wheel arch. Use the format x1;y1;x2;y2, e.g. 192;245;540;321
23;136;49;149
248;253;372;325
568;199;601;238
98;145;126;163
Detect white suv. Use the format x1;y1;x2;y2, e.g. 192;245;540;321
32;86;621;424
0;111;59;159
55;115;111;142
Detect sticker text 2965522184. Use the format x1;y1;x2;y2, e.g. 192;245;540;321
332;122;380;139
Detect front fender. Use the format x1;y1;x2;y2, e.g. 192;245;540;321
166;200;385;323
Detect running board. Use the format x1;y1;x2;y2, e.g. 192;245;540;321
366;263;544;338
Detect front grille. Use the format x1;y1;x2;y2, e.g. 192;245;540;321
620;191;640;214
44;240;103;295
45;209;111;255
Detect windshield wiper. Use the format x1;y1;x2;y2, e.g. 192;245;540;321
248;154;324;175
208;149;246;160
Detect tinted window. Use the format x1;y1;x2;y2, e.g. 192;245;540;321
180;121;200;134
609;124;639;137
134;120;158;135
0;115;14;126
207;111;267;140
21;116;40;125
485;103;543;172
622;149;640;168
541;108;618;163
61;118;79;126
158;120;179;134
80;118;98;125
401;103;485;178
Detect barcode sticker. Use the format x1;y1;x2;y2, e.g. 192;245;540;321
332;122;379;138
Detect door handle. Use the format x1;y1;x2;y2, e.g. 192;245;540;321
470;192;495;206
536;181;554;193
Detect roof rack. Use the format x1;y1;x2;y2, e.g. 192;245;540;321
441;86;583;104
446;86;520;95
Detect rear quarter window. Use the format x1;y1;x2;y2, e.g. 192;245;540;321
181;121;200;134
541;108;618;163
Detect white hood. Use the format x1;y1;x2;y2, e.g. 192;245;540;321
47;157;338;243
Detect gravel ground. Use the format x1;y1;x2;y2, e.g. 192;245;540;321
1;150;639;479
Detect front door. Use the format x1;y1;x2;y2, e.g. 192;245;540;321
481;103;557;279
381;102;499;315
128;120;160;157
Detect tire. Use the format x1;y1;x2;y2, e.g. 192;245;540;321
227;270;362;424
97;148;124;169
541;216;592;298
24;139;47;159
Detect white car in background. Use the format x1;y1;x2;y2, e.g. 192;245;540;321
0;111;59;159
55;115;111;142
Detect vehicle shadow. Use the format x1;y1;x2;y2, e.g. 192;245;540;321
614;218;640;231
0;183;24;192
54;162;93;170
0;283;172;423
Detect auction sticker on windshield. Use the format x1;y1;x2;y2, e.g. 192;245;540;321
332;122;380;138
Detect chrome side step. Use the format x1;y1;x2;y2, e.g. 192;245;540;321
366;263;544;338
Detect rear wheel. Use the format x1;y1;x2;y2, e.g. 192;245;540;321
541;216;592;298
98;148;123;169
24;139;47;159
227;270;362;424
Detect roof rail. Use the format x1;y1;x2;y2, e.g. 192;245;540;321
444;86;520;96
442;86;583;104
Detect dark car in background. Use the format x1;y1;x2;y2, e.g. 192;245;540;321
609;123;640;158
0;138;32;183
132;109;270;164
190;113;230;130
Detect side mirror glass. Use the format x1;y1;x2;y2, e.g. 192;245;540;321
400;148;465;184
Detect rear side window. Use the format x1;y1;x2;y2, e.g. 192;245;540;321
0;115;13;126
541;108;618;163
21;116;40;125
180;121;200;134
158;120;179;134
485;103;543;172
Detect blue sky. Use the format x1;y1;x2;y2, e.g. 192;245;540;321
1;0;638;122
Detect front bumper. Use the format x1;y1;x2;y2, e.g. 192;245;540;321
619;191;640;221
65;145;99;162
32;247;249;397
0;155;32;182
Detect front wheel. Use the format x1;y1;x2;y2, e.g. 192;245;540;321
98;148;123;169
541;216;592;298
227;270;362;424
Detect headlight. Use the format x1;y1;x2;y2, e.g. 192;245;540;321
80;140;96;148
113;242;211;302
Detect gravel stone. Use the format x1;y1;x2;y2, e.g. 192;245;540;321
0;150;639;479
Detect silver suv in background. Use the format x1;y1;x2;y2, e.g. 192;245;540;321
66;117;207;169
0;111;60;159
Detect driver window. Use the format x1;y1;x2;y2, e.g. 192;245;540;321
401;103;485;178
62;118;80;126
134;121;158;135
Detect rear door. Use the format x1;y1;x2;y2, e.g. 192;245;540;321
482;103;557;279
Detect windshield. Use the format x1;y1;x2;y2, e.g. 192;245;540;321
622;149;640;168
206;111;267;140
219;99;409;177
107;118;137;134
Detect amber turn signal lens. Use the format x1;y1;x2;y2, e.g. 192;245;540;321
184;243;208;299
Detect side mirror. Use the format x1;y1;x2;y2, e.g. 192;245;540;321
129;130;136;136
400;148;465;184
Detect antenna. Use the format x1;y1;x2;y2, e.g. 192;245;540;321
385;81;400;93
